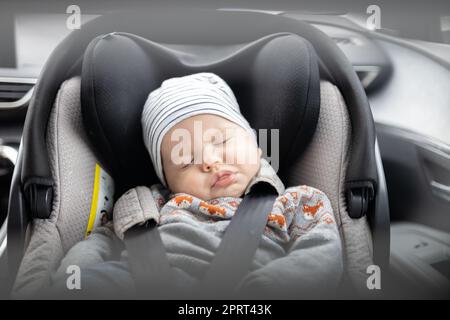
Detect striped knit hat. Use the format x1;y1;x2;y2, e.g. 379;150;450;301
142;72;255;187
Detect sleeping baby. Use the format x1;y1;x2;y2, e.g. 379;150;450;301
50;72;343;299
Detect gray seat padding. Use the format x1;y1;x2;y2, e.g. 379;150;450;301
13;77;113;297
12;77;373;298
287;81;373;292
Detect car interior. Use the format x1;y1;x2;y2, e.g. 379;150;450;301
0;1;449;300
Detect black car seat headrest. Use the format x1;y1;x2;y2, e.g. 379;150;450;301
80;32;320;196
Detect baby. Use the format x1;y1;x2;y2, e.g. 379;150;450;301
51;73;343;299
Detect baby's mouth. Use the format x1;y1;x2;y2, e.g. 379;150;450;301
211;171;237;189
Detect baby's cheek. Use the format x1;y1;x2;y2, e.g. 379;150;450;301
226;138;258;166
166;171;188;193
178;172;207;193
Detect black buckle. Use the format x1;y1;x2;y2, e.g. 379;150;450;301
346;184;374;219
26;184;53;219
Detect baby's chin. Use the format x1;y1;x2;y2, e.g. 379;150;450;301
201;183;246;200
210;189;245;200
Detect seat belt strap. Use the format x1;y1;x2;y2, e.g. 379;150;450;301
196;182;277;298
124;220;174;298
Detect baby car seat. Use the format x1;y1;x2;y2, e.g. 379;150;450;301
5;9;390;298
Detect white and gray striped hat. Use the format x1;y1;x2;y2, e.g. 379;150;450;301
142;72;255;186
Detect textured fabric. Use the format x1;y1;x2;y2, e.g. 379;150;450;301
142;72;256;187
286;81;373;291
53;160;342;298
113;186;169;240
11;220;64;298
52;226;117;284
46;77;100;252
160;185;341;298
13;77;106;298
244;158;285;196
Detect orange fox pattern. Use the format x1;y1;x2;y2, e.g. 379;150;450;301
268;213;286;229
159;185;335;243
302;201;324;220
279;196;289;206
172;195;193;208
199;201;226;217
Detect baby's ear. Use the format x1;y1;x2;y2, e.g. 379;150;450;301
257;147;262;158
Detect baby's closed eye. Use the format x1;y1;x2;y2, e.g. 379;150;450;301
181;157;194;169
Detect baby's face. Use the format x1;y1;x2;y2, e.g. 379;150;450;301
161;114;262;200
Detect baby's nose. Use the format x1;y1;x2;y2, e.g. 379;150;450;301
202;144;221;171
202;162;214;172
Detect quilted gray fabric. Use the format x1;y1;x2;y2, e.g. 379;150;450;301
13;77;102;297
286;81;373;292
12;220;64;298
46;76;100;252
113;186;161;240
